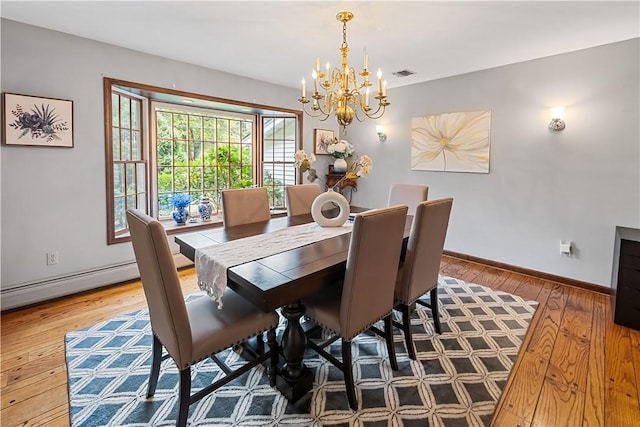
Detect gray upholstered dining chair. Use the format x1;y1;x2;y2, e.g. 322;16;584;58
126;209;280;427
221;187;271;227
387;183;429;216
393;198;453;360
303;205;408;410
285;184;323;216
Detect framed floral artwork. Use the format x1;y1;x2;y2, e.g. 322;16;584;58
314;128;335;155
411;110;491;173
2;92;74;147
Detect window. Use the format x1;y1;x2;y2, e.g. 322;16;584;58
262;117;297;208
104;78;302;244
152;103;256;219
110;89;148;237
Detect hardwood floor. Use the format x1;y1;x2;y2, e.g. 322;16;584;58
1;256;639;426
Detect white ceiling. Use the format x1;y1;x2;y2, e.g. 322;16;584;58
2;1;639;90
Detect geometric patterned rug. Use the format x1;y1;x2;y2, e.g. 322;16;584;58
65;276;538;426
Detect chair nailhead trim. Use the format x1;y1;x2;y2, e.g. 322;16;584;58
308;310;392;341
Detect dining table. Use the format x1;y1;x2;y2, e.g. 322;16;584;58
174;209;412;402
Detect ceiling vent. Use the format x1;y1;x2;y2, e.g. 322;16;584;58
392;69;416;77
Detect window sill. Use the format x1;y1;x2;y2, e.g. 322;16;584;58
111;211;288;244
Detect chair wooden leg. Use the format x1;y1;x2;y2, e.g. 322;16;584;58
177;368;191;427
147;335;163;398
341;340;358;411
384;314;399;369
400;304;417;360
256;331;265;354
267;328;278;387
430;287;442;334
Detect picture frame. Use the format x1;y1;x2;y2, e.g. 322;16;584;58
314;128;335;155
2;92;74;147
411;110;491;173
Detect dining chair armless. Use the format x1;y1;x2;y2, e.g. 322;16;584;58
393;198;453;360
221;187;271;228
126;209;280;427
302;205;408;410
387;183;429;216
285;184;323;216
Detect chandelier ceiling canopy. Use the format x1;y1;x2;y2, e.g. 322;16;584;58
298;11;389;131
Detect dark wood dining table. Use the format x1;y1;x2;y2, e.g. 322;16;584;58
174;209;411;402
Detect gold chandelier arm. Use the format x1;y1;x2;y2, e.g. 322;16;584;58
351;91;389;122
299;97;330;121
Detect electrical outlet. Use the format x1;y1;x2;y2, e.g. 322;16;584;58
47;251;59;265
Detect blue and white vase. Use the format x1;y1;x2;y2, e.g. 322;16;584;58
172;207;189;225
198;195;213;222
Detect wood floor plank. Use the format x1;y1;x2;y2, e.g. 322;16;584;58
558;287;594;341
582;297;606;427
1;383;68;427
466;266;510;291
1;281;142;332
1;368;68;410
4;355;65;389
2;363;67;398
545;330;589;392
531;378;585;427
495;273;524;295
606;387;640;427
629;328;640;409
490;408;531;427
442;260;485;284
512;275;544;302
490;276;551;425
10;405;69;427
440;258;478;280
605;301;638;396
525;283;566;359
496;351;549;423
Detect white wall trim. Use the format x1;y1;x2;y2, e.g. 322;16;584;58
1;253;193;311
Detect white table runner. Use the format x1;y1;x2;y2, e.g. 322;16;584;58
196;222;353;307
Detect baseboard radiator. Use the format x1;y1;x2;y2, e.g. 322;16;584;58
1;253;193;311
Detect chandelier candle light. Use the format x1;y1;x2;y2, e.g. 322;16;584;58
299;11;390;131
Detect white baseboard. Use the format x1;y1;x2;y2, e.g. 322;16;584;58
1;253;193;311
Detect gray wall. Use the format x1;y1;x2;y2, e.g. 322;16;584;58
1;19;637;309
344;38;639;287
0;19;333;308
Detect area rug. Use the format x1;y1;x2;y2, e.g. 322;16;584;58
65;276;538;426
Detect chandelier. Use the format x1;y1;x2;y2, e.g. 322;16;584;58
298;11;389;130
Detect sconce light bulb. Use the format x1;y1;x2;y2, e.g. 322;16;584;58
551;106;564;120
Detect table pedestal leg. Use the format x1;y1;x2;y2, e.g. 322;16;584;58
277;301;313;401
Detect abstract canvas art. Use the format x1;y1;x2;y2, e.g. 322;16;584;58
411;110;491;173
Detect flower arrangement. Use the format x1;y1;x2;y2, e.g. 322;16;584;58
333;155;374;188
293;150;318;182
344;155;373;179
327;139;355;159
171;194;192;210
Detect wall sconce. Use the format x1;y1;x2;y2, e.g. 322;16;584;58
549;107;566;131
376;125;387;141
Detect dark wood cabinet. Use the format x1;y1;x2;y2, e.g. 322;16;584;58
611;227;640;330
